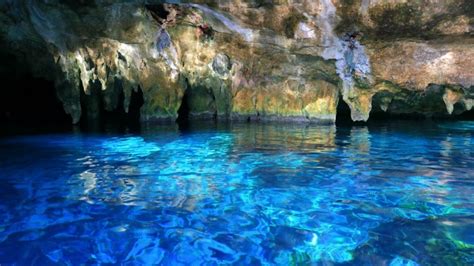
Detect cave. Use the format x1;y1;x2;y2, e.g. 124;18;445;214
456;106;474;120
79;83;144;132
368;99;426;121
0;1;473;265
80;80;103;121
0;60;70;126
368;91;474;122
335;97;353;125
146;4;170;23
127;87;145;123
176;88;191;129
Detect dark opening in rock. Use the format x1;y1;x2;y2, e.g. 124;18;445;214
336;97;353;125
0;71;69;125
368;109;426;121
176;89;191;126
198;23;215;41
457;108;474;120
128;87;144;123
80;80;103;121
146;4;170;22
102;86;142;121
79;82;144;132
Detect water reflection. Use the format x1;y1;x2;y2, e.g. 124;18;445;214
0;121;472;264
233;123;337;153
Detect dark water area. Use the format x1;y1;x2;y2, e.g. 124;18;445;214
0;120;473;265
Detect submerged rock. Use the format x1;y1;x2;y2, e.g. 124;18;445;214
0;0;472;123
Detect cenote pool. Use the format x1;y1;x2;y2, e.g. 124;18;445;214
0;121;473;265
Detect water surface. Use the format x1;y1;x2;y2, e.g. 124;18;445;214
0;121;473;265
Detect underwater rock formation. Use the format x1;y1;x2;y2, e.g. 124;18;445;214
0;0;472;123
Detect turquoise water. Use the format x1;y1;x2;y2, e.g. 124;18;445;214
0;121;473;265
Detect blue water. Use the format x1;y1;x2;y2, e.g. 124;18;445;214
0;121;473;265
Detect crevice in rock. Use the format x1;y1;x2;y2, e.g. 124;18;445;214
146;4;170;23
80;79;103;122
176;88;191;126
335;96;354;125
128;87;144;123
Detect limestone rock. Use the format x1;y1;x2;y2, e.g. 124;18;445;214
0;0;472;123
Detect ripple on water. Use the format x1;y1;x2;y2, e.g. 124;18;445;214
0;121;472;264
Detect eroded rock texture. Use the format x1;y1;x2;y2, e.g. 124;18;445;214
0;0;472;123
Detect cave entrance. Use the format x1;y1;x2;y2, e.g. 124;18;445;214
335;97;353;125
0;60;70;126
80;80;103;121
128;87;144;123
146;4;170;23
458;108;474;120
79;83;144;132
176;89;191;128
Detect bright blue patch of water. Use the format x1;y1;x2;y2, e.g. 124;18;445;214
0;121;473;264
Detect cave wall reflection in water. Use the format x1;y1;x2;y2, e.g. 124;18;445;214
0;121;473;264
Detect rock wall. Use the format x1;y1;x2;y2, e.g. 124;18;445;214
0;0;472;123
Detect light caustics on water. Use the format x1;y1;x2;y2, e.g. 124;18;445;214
0;121;473;264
